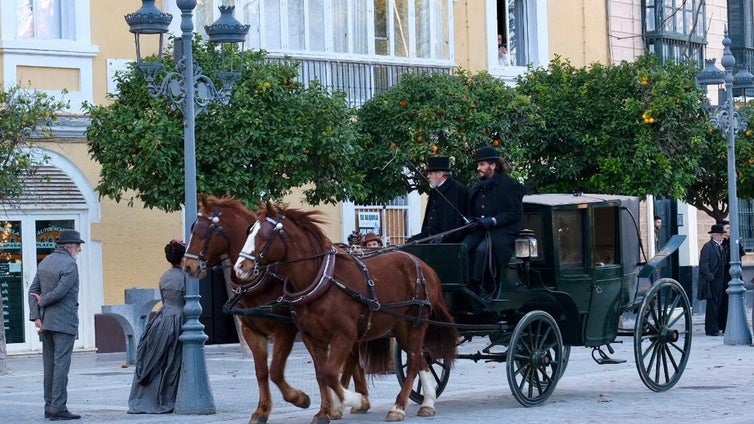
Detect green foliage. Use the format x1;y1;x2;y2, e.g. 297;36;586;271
515;55;709;200
688;102;754;221
0;85;69;201
85;37;366;212
355;70;538;203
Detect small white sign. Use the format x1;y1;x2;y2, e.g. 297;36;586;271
358;212;380;231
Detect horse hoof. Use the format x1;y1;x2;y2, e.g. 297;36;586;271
249;414;268;424
331;409;343;420
417;406;436;417
294;393;311;409
350;398;370;414
386;411;406;422
311;417;331;424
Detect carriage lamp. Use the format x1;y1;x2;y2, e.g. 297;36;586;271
125;0;250;414
695;31;754;345
515;229;538;259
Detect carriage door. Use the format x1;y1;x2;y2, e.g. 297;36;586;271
585;204;623;345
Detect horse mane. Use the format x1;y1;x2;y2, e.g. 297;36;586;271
261;202;331;248
198;193;254;217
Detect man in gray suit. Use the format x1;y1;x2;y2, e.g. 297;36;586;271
28;229;85;420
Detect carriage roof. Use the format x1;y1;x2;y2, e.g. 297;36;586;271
523;193;639;207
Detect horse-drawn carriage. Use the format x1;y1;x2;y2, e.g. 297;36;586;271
183;192;691;423
398;193;691;407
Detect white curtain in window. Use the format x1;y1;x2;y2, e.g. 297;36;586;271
415;0;431;58
332;0;349;53
288;0;305;50
17;0;65;39
240;0;261;48
352;0;369;54
264;0;281;49
195;0;216;39
309;0;325;51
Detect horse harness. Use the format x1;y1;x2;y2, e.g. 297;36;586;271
183;208;232;274
246;214;434;341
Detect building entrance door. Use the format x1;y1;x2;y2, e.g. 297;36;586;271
1;216;81;352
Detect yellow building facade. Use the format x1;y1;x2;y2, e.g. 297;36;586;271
1;1;734;353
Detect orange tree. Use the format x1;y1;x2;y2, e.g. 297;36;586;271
514;54;710;200
85;38;366;212
687;103;754;221
355;70;539;203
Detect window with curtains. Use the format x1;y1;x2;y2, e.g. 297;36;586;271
196;0;452;61
15;0;74;40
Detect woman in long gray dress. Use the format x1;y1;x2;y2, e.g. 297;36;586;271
127;240;186;414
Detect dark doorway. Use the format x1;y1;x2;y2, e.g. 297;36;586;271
199;267;239;345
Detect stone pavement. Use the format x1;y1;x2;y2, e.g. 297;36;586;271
1;312;753;424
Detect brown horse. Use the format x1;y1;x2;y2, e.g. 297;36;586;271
234;202;458;424
181;194;369;424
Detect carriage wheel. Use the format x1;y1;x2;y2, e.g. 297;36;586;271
633;278;692;392
559;345;571;379
393;340;451;404
506;310;564;407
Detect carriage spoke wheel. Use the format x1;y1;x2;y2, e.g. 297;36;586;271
506;310;564;407
634;278;692;392
393;339;451;404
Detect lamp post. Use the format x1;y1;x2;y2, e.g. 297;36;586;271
696;32;753;346
125;0;249;413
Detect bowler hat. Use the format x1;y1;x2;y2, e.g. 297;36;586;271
362;232;383;246
55;229;85;244
708;224;726;234
475;146;501;162
426;156;451;172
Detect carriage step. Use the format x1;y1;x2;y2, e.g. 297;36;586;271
591;345;626;365
594;357;627;365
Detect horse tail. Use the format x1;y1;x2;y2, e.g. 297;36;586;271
423;298;458;369
358;337;393;374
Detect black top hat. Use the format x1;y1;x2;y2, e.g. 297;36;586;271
426;156;451;172
55;229;85;244
475;146;501;162
708;224;726;234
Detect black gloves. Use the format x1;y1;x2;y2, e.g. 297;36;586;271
479;217;496;229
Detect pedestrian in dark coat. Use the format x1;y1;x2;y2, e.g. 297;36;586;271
462;146;525;298
28;229;85;421
698;224;727;336
716;219;745;333
407;156;468;243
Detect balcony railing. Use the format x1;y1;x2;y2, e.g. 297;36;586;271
267;54;455;107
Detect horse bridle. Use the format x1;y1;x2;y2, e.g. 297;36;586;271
239;215;286;276
183;208;230;273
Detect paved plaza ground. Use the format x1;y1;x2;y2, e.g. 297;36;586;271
1;311;753;424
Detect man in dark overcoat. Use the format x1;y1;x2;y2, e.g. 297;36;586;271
462;146;525;298
698;224;727;336
716;219;746;333
28;229;85;420
407;156;468;243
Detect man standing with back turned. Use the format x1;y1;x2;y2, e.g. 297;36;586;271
28;229;85;420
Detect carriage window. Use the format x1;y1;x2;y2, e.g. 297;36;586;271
593;206;618;266
555;210;583;268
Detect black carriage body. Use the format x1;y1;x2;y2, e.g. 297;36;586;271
402;193;642;348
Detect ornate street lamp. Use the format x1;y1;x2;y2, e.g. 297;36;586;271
125;0;249;414
696;32;753;346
